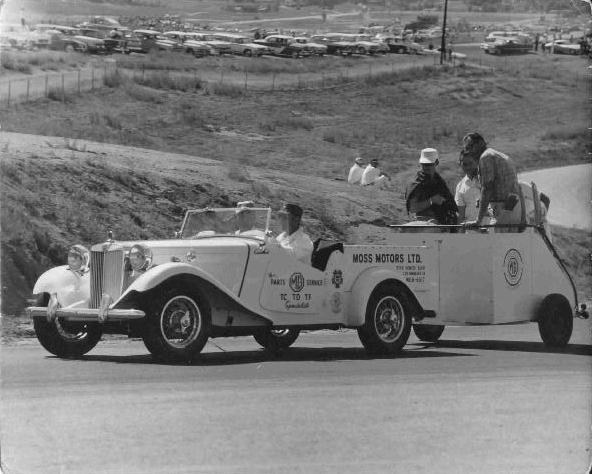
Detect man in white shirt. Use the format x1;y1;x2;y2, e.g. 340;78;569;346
361;158;390;188
455;150;482;223
276;203;313;264
348;156;365;185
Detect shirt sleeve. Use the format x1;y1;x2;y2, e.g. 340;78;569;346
478;152;495;186
454;180;465;207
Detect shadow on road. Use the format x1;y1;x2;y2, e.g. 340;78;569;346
433;339;592;356
79;345;473;366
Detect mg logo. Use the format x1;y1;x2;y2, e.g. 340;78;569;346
289;272;305;292
503;249;524;286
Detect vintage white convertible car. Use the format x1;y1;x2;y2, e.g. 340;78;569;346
27;199;586;361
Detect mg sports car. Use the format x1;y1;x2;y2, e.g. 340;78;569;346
27;196;586;361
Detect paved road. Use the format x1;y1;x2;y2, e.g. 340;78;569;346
520;164;592;231
2;322;590;474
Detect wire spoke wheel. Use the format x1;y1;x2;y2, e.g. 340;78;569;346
358;284;412;355
373;296;405;343
160;296;202;349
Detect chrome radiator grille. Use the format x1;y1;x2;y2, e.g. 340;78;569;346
90;249;125;308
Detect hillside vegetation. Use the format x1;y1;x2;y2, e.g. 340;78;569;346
1;58;590;315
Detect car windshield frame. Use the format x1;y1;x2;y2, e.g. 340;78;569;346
180;208;272;239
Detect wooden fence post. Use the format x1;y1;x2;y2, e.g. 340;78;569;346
7;81;11;106
26;78;30;102
78;70;81;94
272;73;276;91
62;73;65;102
91;67;95;90
244;68;248;91
45;75;48;98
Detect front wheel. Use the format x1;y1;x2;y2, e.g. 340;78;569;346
243;49;252;57
358;284;412;355
413;324;444;342
537;294;573;347
142;288;211;361
254;328;300;352
33;295;102;357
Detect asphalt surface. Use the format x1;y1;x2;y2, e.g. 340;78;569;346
1;321;591;474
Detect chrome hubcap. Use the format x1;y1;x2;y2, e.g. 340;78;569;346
160;296;201;349
374;296;404;343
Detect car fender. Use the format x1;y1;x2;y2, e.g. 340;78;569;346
346;267;414;326
32;265;90;308
115;262;260;315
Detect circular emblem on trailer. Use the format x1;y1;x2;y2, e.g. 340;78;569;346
289;272;305;293
503;248;524;286
330;292;342;313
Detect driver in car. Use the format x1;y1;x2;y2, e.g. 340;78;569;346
276;203;313;264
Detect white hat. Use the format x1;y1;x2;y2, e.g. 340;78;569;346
354;156;364;164
419;148;439;164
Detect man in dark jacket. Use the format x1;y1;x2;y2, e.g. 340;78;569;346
405;148;458;225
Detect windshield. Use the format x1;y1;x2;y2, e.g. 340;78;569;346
180;208;272;239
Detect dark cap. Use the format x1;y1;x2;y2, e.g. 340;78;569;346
279;203;303;218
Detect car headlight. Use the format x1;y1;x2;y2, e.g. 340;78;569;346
67;244;89;272
129;244;152;271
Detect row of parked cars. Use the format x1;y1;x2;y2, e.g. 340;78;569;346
1;22;433;59
479;30;583;55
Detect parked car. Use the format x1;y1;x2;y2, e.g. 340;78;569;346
132;29;182;52
544;39;580;55
211;32;268;56
162;31;213;57
254;34;310;57
335;33;383;55
350;34;389;54
310;33;356;56
482;37;532;55
26;195;587;361
377;35;422;54
190;32;233;55
290;36;327;56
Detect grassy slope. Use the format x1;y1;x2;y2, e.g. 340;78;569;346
1;58;590;316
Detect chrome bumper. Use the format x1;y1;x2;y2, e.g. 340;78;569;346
26;306;145;323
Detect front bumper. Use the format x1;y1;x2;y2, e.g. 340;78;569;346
26;305;145;323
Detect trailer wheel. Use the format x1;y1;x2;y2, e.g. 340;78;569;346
254;328;300;352
413;324;444;342
142;287;211;361
537;294;573;347
358;284;412;355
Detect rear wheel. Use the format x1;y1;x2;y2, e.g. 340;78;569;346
142;287;211;361
64;44;74;53
254;328;300;352
358;284;412;355
413;324;444;342
244;49;252;57
537;294;573;347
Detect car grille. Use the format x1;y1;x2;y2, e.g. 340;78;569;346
90;248;125;308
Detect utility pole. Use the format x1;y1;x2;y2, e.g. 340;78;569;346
440;0;448;65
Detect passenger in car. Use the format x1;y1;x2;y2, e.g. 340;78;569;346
235;201;266;238
461;132;524;232
455;149;491;224
405;148;458;225
276;203;313;264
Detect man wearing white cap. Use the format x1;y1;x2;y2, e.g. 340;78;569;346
405;148;458;225
348;156;365;185
361;158;390;188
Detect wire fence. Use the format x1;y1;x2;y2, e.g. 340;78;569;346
0;61;117;105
